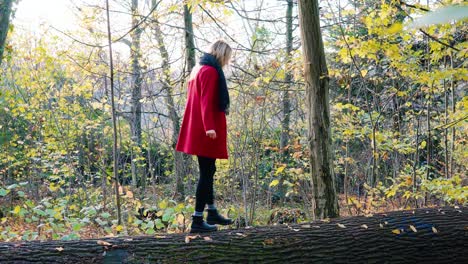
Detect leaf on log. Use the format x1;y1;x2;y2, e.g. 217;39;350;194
432;227;438;233
337;223;346;228
55;247;64;252
203;236;213;242
263;238;274;245
97;240;112;246
409;225;417;232
361;224;368;229
392;229;402;235
185;235;200;243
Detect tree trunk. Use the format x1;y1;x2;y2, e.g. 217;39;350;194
280;0;293;158
298;0;339;219
105;0;122;227
130;0;143;188
184;3;196;74
0;207;466;263
152;1;187;199
0;0;12;65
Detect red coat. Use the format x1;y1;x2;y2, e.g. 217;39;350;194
175;65;228;159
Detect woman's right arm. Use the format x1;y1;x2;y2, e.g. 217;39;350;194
199;67;219;136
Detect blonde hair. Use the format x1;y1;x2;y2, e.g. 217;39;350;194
189;39;232;80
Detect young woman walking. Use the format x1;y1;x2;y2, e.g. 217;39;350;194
176;40;233;233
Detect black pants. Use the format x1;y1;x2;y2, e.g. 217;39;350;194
195;156;216;212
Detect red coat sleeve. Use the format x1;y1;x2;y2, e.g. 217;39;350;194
199;67;219;132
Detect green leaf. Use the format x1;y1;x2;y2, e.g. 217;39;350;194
72;223;82;231
101;212;111;219
0;188;8;197
155;219;165;229
146;220;155;229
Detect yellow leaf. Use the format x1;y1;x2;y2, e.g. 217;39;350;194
115;225;124;232
337;223;346;228
360;69;368;77
387;22;403;34
158;200;168;210
269;179;280;188
409;225;417;232
275;166;286;175
13;206;20;215
361;224;368;229
392;229;401;234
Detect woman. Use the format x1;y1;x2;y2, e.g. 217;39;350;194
176;40;233;233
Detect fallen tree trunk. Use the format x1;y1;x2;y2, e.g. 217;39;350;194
0;207;466;263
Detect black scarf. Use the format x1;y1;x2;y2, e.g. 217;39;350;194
199;53;230;114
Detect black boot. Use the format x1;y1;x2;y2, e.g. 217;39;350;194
190;215;217;233
206;209;233;225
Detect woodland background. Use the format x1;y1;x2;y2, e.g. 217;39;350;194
0;0;466;241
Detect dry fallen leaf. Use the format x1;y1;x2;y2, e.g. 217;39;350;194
379;223;384;228
454;205;460;209
361;224;368;229
337;223;346;228
292;228;300;232
235;233;247;237
432;227;438;233
409;225;417;233
321;218;330;223
203;236;213;242
312;225;321;229
392;229;401;235
384;221;388;225
185;235;200;243
55;247;64;252
154;235;166;239
301;224;311;228
263;238;274;245
97;240;112;246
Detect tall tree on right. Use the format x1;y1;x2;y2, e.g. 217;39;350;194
297;0;339;219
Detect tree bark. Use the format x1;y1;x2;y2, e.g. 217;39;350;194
0;0;13;65
184;3;196;74
152;1;187;199
0;207;466;263
105;0;122;227
298;0;339;219
280;0;293;158
130;0;143;188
